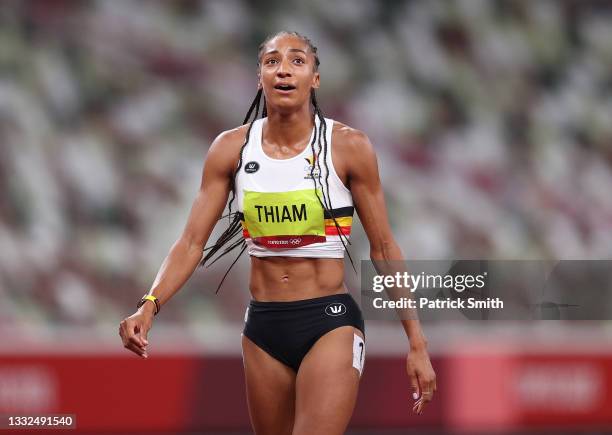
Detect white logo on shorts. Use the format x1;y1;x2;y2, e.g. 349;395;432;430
325;303;347;316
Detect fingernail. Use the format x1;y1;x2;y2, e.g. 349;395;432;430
413;392;419;400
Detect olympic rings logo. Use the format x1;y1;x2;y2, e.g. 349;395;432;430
289;238;302;245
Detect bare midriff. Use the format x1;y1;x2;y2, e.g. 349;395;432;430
249;256;348;301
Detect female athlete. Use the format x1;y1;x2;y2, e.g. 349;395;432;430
119;31;436;434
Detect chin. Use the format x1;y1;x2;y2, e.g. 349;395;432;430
267;98;304;114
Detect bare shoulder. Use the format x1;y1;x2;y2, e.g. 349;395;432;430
331;120;377;173
331;120;375;157
209;123;250;154
205;123;251;174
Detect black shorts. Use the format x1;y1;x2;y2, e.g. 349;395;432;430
243;293;365;372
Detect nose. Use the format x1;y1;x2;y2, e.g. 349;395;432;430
276;56;292;77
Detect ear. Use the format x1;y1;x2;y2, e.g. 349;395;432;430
311;71;320;90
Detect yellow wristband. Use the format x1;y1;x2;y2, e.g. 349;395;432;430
137;294;160;315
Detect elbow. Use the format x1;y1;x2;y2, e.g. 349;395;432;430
370;238;399;261
369;246;384;261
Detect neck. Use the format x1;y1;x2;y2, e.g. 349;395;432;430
263;104;316;149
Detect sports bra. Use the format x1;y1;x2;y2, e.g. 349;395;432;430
235;116;353;258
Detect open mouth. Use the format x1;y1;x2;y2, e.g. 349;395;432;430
274;84;296;93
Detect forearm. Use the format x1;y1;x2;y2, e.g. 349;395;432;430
144;236;204;310
370;241;428;350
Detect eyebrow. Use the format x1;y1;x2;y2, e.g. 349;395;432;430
263;48;307;56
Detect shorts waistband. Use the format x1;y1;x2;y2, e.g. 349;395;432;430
249;292;356;309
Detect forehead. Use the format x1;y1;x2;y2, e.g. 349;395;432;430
262;34;310;55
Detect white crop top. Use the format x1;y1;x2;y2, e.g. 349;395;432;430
235;116;353;258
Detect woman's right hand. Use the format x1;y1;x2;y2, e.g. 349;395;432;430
116;128;240;358
119;304;155;358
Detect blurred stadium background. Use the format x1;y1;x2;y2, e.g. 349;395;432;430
1;0;612;433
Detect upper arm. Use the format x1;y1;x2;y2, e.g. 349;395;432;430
341;129;402;258
181;129;244;248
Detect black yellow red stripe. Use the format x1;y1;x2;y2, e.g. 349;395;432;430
323;206;353;218
324;207;353;236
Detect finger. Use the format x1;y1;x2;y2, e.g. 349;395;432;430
420;390;434;403
408;370;420;401
414;394;432;415
120;319;147;351
417;398;427;415
141;325;149;346
124;342;147;358
423;377;436;399
417;373;433;401
418;401;426;415
134;332;145;348
126;342;147;358
128;335;145;351
133;323;145;347
119;324;130;346
412;399;423;415
124;339;142;353
125;321;145;348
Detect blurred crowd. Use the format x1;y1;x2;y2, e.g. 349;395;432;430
1;0;611;329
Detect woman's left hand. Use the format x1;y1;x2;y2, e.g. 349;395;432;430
406;345;436;415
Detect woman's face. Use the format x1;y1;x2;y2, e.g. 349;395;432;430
258;34;320;113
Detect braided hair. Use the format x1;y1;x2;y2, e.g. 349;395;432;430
200;31;354;293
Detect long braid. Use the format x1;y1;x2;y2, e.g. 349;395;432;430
310;90;356;273
200;89;263;293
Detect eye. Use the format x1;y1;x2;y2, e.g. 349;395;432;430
293;58;305;64
265;58;278;64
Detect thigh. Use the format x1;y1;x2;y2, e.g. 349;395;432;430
293;326;364;435
242;334;296;435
